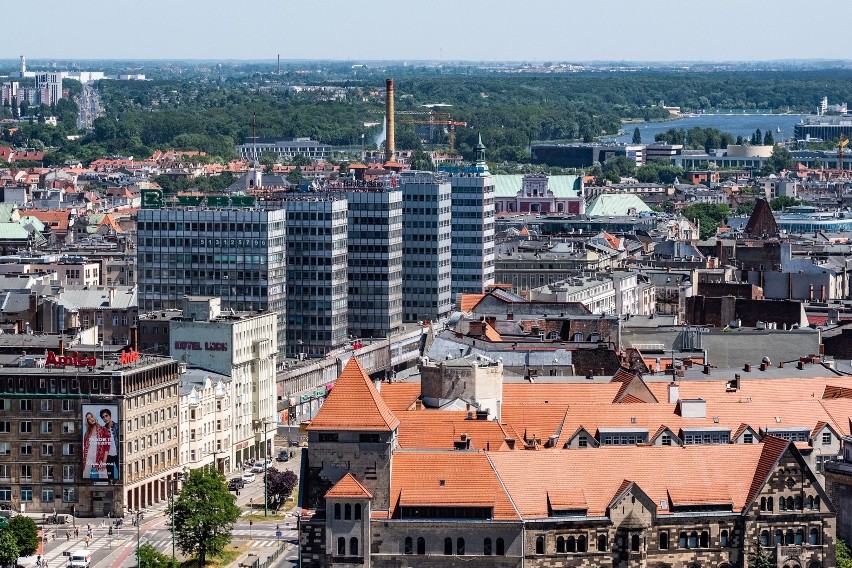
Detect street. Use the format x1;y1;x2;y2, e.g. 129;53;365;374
39;445;301;568
76;83;102;130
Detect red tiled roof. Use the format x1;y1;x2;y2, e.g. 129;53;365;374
745;436;789;508
307;357;400;432
378;383;420;411
325;473;372;499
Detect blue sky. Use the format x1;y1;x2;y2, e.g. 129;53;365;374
5;0;851;62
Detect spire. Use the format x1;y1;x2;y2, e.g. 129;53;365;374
474;134;486;165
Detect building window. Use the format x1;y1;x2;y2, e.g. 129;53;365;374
597;535;607;551
760;530;769;547
496;538;505;556
679;532;688;549
41;400;53;411
456;538;465;556
349;537;359;556
700;531;709;548
40;422;53;434
721;530;729;547
536;536;544;555
344;503;351;520
354;504;361;520
20;421;32;433
556;536;565;554
62;487;76;502
444;538;452;555
42;465;54;481
567;536;576;553
20;399;32;411
787;497;795;510
632;534;641;552
417;537;425;555
20;487;32;501
42;487;54;502
62;422;75;434
62;465;74;482
404;537;413;555
62;443;74;456
767;497;773;511
809;528;820;545
0;422;9;433
578;535;587;553
659;532;669;550
333;503;340;519
794;496;803;510
484;538;492;556
785;530;794;545
337;537;345;556
20;444;32;456
42;444;53;456
661;434;671;446
744;433;754;443
62;400;73;412
822;432;832;445
0;487;9;501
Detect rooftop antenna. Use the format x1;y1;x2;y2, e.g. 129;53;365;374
277;54;280;75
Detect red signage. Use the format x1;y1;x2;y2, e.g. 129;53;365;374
46;351;96;368
120;349;139;365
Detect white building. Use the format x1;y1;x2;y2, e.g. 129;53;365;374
528;275;616;314
178;368;232;473
169;297;277;469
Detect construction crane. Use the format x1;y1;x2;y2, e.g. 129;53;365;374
839;134;849;176
397;112;467;151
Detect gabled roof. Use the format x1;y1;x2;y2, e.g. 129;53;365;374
745;436;789;508
325;473;372;500
307;357;400;432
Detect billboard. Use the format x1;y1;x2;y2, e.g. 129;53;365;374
82;404;120;482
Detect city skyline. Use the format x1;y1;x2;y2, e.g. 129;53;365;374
3;0;852;63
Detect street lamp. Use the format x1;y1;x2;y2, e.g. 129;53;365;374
134;510;143;567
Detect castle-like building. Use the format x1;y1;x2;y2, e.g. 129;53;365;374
298;357;838;568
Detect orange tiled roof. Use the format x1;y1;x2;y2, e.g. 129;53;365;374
389;451;519;520
483;322;502;342
395;411;516;451
307;357;399;432
646;376;852;403
19;210;71;232
746;436;789;507
378;383;421;411
459;293;485;313
325;473;372;499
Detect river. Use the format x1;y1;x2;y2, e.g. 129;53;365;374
608;113;809;144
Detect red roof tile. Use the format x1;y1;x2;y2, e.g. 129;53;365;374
307;357;400;432
325;473;373;499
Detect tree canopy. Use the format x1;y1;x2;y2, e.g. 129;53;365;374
167;468;240;566
681;203;731;239
2;517;38;557
0;530;19;568
138;542;178;568
266;468;298;507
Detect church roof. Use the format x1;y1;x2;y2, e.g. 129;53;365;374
307;357;400;432
744;198;779;237
325;473;373;499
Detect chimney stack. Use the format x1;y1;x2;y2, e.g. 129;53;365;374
385;78;395;161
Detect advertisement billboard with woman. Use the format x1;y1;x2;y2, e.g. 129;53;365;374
81;404;120;481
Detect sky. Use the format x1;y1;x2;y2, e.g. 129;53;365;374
4;0;852;62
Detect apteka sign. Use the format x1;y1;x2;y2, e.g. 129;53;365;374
46;351;97;368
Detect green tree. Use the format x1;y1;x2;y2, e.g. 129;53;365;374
763;145;793;174
4;516;38;556
259;151;278;170
167;468;240;567
736;200;756;215
292;154;312;167
769;196;801;211
603;155;636;180
763;130;774;145
812;157;823;169
736;135;744;145
410;149;433;171
632;127;641;144
286;167;304;186
747;540;773;568
138;542;178;568
0;529;20;568
837;539;852;568
681;203;731;239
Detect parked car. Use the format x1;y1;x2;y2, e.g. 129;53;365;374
251;459;270;473
228;477;245;491
276;450;289;462
242;472;256;483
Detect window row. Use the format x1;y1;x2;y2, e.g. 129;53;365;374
0;399;75;412
0;486;76;502
759;528;821;547
332;503;362;521
335;537;359;557
760;495;821;512
535;534;607;554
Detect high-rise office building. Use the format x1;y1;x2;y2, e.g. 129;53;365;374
136;206;287;356
447;137;495;298
400;171;453;323
283;195;349;358
35;72;62;106
339;181;403;339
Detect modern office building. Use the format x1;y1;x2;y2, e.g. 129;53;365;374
399;171;453;323
236;137;333;162
35;73;62;106
445;139;496;298
334;181;403;340
283;195;349;358
136;204;286;356
169;297;277;468
0;351;181;516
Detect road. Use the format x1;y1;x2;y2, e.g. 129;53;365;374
41;445;302;568
76;83;102;131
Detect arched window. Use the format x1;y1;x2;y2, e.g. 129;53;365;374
632;534;641;552
659;532;669;550
775;530;783;545
496;538;505;556
337;537;345;555
795;530;804;545
333;503;341;519
597;535;607;551
344;503;352;520
760;497;767;511
780;498;787;511
806;496;814;510
457;537;465;556
679;532;688;549
484;538;492;556
688;531;698;549
556;536;565;554
444;537;452;555
700;531;709;548
785;530;794;545
404;537;413;555
809;528;820;545
354;504;361;520
795;496;803;510
578;535;587;553
786;497;794;511
768;497;774;511
721;529;729;548
350;537;359;556
760;530;769;547
808;562;823;568
536;536;545;554
566;536;575;553
814;497;820;511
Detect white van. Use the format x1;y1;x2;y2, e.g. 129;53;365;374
69;549;92;568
